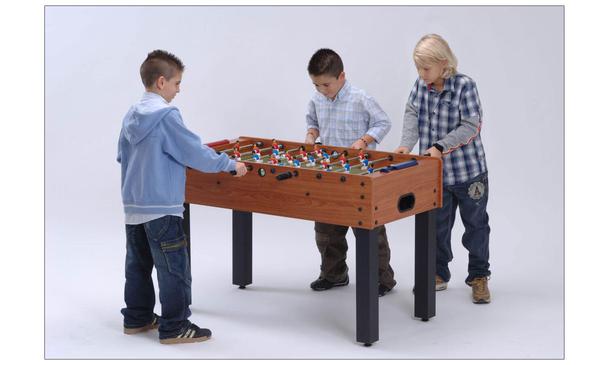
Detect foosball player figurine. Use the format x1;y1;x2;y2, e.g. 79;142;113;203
321;159;331;171
343;161;351;173
233;141;241;152
339;152;347;166
322;151;330;163
285;152;294;164
233;150;241;161
358;148;365;162
298;146;307;160
272;139;280;156
307;153;316;167
314;144;324;158
360;157;369;170
293;159;301;168
269;154;279;165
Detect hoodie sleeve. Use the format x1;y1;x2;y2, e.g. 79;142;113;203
116;132;122;163
160;109;236;173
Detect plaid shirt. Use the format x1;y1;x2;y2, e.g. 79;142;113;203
402;74;487;185
306;80;391;150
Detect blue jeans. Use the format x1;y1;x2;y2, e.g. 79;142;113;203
436;172;491;284
121;215;192;339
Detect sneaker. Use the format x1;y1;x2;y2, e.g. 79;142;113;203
435;275;448;291
468;276;491;304
310;275;349;291
123;314;160;335
378;283;393;297
160;323;212;344
412;275;448;293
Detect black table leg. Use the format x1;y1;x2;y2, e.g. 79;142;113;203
414;209;437;321
233;210;252;289
183;203;191;267
353;227;379;346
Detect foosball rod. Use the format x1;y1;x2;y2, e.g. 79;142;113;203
334;156;392;173
218;141;262;154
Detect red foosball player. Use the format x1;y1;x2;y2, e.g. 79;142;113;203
269;155;279;165
358;148;365;162
298;146;307;160
285;152;294;164
339;152;347;166
321;160;331;171
233;141;241;152
233;150;241;161
314;144;323;158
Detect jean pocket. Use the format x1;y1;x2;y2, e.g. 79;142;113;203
160;236;191;285
144;215;173;242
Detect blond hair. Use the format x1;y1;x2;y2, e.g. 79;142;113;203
413;34;458;78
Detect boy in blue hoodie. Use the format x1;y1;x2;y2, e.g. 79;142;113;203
117;50;247;344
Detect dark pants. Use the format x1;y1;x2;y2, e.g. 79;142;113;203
121;215;192;339
436;172;491;284
314;222;396;289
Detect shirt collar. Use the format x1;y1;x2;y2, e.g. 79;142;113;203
426;76;455;95
335;80;351;101
322;79;351;102
142;91;169;105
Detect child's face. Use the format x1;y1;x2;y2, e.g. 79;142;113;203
156;71;183;103
310;72;346;100
416;61;446;86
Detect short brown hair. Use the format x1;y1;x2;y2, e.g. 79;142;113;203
140;50;185;88
307;48;343;78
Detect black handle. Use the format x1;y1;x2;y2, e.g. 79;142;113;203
276;172;293;181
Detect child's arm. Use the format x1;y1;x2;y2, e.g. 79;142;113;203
362;96;391;145
160;110;236;173
397;100;419;153
305;100;320;143
396;82;420;153
433;81;482;154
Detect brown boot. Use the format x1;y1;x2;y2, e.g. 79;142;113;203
468;277;491;304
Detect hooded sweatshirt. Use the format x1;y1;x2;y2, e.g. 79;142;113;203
117;92;235;223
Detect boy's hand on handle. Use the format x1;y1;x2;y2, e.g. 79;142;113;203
424;146;443;158
233;162;248;177
393;146;411;154
350;139;367;150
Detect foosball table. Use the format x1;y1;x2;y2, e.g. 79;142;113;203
183;136;443;346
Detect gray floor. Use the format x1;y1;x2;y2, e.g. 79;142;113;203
45;207;563;359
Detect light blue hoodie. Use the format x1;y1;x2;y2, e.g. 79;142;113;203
117;92;235;219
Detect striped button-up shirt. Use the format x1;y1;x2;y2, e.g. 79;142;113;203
400;74;488;185
306;80;391;150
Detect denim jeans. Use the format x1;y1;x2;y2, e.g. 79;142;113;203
314;222;396;289
121;215;192;339
436;172;491;284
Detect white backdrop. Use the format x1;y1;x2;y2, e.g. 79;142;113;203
45;6;563;359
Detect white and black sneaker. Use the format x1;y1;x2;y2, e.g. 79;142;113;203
160;323;212;344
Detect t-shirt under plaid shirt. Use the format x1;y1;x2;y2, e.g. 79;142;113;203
306;80;391;150
400;73;488;185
